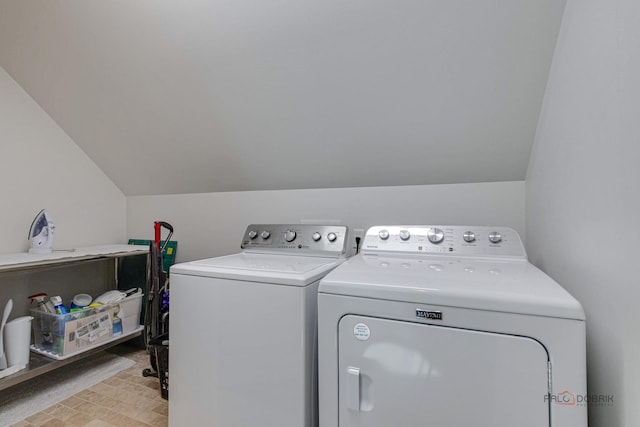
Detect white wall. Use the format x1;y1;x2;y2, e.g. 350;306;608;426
526;0;640;425
0;66;126;254
127;181;525;263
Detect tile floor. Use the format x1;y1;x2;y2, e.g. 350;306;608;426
10;343;167;427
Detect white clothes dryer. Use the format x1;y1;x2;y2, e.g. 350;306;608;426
318;225;586;427
169;224;349;427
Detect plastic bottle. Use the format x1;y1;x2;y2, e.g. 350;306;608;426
50;296;69;315
112;316;122;335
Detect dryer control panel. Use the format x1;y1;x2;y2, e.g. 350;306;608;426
362;225;526;259
241;224;348;257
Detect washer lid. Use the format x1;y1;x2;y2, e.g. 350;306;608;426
170;253;344;286
319;254;585;320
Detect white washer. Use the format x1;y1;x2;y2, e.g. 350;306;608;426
169;224;350;427
318;225;586;427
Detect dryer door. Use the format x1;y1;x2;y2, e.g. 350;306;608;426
338;315;550;427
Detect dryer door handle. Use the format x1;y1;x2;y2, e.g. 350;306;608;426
346;366;361;411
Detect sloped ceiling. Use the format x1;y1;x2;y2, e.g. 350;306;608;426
0;0;565;196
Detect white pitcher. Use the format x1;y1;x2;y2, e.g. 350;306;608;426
4;316;33;367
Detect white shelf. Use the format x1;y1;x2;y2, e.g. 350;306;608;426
0;244;149;391
0;244;148;272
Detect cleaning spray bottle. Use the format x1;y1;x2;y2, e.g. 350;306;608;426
27;293;56;314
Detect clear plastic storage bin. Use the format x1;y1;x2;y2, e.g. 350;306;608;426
30;305;115;357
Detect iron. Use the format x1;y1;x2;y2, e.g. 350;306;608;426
28;210;55;254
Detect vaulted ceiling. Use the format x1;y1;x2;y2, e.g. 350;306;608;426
0;0;565;196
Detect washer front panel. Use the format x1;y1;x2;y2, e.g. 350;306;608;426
170;273;318;427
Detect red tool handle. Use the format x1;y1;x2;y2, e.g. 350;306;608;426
154;222;162;250
154;221;174;252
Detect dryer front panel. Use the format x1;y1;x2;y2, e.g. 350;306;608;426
338;315;550;427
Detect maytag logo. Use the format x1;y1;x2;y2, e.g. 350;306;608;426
416;309;443;320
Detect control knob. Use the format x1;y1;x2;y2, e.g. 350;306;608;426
312;232;322;241
488;231;502;244
248;230;258;239
327;232;337;242
399;229;411;241
261;230;271;239
378;230;390;240
284;230;297;242
463;231;476;243
427;228;445;244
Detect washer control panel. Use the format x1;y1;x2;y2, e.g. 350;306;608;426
362;225;526;259
241;224;349;256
